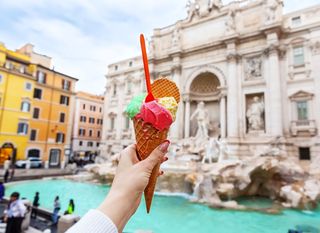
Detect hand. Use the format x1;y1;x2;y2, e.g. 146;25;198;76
98;141;169;232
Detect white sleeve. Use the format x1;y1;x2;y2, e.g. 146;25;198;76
66;209;118;233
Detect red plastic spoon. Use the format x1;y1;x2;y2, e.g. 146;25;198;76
140;34;155;102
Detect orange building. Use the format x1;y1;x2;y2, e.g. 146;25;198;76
72;91;104;161
17;44;78;167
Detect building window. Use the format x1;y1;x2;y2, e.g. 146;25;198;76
21;101;31;112
49;149;61;166
33;108;40;119
113;84;117;96
33;88;42;99
89;130;93;137
87;142;93;147
19;66;26;74
293;46;304;66
100;119;103;125
97;142;100;147
83;104;86;109
79;128;86;136
56;133;65;143
110;117;115;130
292;16;301;26
59;113;65;123
297;101;308;121
30;129;37;141
127;81;132;94
90;105;96;111
129;61;133;67
80;116;86;122
299;147;310;160
37;71;47;84
62;79;71;91
79;141;83;146
0;74;3;83
17;122;28;135
25;82;32;90
97;130;101;137
60;95;69;106
125;117;130;129
5;61;13;70
89;117;95;124
99;107;102;113
115;65;118;71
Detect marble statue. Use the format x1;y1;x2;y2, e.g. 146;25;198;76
245;57;262;80
186;0;199;21
172;28;180;48
209;0;222;11
191;101;210;139
202;138;219;164
217;138;230;162
225;10;236;35
148;38;155;57
265;0;282;24
246;96;265;131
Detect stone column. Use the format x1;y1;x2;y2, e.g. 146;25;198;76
226;42;239;138
310;41;320;136
266;33;283;136
184;97;191;138
220;93;227;138
170;63;182;140
116;80;125;140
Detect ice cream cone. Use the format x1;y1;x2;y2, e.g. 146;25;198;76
132;77;180;213
133;117;169;213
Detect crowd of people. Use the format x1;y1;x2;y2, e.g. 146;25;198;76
0;187;76;233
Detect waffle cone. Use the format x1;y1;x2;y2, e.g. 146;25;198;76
151;78;180;103
133;117;169;213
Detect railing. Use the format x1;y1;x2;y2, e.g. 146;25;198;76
291;120;317;136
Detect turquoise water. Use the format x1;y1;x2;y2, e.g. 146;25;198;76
6;179;320;233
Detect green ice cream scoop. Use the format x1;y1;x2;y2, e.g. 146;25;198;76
126;93;146;119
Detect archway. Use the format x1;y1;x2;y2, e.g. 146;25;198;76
0;143;16;165
188;72;221;138
27;149;40;158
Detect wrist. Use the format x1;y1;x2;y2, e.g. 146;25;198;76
98;191;133;232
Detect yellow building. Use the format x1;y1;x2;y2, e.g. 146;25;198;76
17;44;78;167
0;43;36;164
0;43;78;167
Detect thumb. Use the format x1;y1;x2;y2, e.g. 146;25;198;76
140;140;170;170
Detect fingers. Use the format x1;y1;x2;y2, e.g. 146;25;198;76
140;140;170;171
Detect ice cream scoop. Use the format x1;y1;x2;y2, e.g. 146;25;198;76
126;93;146;119
139;100;173;131
158;97;178;121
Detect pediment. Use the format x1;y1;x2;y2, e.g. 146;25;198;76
289;90;314;101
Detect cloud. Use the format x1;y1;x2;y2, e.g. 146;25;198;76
0;0;318;94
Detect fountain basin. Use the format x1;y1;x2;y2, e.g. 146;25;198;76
5;179;320;233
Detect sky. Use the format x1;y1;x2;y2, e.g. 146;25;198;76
0;0;319;95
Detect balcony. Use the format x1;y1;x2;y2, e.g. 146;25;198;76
122;129;132;139
106;131;116;140
290;120;317;136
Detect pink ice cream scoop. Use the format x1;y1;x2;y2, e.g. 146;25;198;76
138;100;173;130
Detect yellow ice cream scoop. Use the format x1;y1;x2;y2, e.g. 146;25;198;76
158;97;178;121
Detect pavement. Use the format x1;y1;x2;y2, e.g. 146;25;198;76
2;168;75;182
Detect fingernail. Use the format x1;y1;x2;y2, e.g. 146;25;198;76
159;140;170;153
164;157;168;161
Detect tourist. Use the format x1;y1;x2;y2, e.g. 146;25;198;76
52;196;61;224
66;141;169;233
0;182;4;201
3;170;9;183
4;192;27;233
64;199;75;215
31;192;40;219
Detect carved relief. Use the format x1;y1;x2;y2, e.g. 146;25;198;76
245;56;262;80
310;41;320;55
171;27;180;48
186;0;200;22
225;10;236;35
264;0;283;25
186;0;222;21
